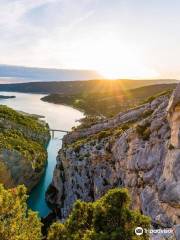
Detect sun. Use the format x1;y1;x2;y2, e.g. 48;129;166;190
91;38;159;79
100;68;124;79
62;33;159;79
99;63;159;80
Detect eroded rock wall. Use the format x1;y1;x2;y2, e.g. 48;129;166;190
0;111;50;191
47;89;180;228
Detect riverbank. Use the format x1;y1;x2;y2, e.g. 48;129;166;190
0;92;84;216
41;83;176;117
0;105;50;191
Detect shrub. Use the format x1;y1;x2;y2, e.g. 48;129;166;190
141;109;153;118
0;184;42;240
121;123;130;131
97;130;112;141
0;105;49;134
75;116;103;130
169;144;175;150
113;128;123;137
47;188;150;240
0;105;49;171
0;131;47;170
142;128;151;141
142;90;172;104
136;122;151;141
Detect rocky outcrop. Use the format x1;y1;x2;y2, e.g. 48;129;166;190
47;86;180;229
0;117;49;146
63;103;150;145
167;83;180;114
167;84;180;148
0;106;50;190
0;149;45;190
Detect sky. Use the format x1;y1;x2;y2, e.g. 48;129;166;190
0;0;180;79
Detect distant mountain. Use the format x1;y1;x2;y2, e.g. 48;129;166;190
0;64;101;82
0;79;178;94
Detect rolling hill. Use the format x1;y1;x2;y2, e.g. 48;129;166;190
0;79;178;94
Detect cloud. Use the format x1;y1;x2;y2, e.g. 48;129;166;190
0;0;53;26
0;0;180;79
0;0;97;67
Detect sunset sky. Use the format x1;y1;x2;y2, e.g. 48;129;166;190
0;0;180;79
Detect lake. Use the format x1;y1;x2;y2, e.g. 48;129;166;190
0;92;84;217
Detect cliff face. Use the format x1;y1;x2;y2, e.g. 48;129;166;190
0;106;50;190
47;87;180;228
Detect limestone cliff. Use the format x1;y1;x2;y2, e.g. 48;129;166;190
0;105;50;190
46;86;180;230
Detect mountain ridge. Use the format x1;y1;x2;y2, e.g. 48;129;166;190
0;79;178;94
0;64;101;82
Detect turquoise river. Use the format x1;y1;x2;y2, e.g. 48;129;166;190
0;92;83;217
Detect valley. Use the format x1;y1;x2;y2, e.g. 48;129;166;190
1;1;180;239
0;81;180;239
0;92;83;216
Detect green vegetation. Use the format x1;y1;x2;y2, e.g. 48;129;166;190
142;89;172;104
0;105;48;134
0;185;151;240
47;188;150;240
141;109;153;118
42;84;175;117
0;186;151;240
72;116;104;130
68;122;134;153
0;105;49;171
169;144;175;150
1;79;177;94
0;130;47;170
0;184;42;240
136;122;151;141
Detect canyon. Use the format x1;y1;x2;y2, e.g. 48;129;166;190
47;85;180;238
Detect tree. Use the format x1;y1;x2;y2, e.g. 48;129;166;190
47;188;150;240
0;184;42;240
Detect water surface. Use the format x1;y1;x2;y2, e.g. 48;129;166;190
0;92;83;216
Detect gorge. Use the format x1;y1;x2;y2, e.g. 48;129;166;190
0;92;83;216
0;84;180;239
46;85;180;238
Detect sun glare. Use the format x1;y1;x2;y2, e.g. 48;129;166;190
99;63;159;80
63;35;159;79
92;39;159;79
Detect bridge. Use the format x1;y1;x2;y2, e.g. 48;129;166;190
50;129;69;138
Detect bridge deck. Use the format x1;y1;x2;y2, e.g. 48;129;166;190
50;129;69;133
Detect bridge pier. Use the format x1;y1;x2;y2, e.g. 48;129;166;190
52;130;54;138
